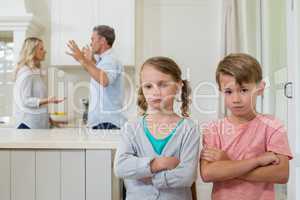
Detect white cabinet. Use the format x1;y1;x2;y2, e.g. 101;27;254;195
36;151;61;200
86;150;112;200
61;150;86;200
0;151;10;200
51;0;135;66
11;151;36;200
0;149;119;200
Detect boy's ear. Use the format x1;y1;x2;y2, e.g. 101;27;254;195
256;80;266;96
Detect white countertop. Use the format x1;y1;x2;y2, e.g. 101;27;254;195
0;128;121;149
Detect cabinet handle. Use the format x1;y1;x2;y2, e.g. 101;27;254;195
284;82;293;99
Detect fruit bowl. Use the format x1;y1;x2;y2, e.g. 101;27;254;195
50;112;68;122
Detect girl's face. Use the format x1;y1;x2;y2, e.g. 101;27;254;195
34;41;46;62
219;73;264;119
141;65;181;113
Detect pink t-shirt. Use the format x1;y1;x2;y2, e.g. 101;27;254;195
202;114;293;200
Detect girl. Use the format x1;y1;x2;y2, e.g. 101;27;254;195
13;37;65;129
114;57;200;200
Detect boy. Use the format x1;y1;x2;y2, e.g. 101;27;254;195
200;53;293;200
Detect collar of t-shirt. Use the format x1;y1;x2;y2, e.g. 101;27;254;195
94;48;113;65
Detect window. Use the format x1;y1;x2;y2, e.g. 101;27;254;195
0;34;14;118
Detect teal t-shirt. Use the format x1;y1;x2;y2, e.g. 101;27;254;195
143;116;184;155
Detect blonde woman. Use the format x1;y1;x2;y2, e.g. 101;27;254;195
13;37;64;129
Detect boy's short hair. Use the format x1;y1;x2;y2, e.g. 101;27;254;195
216;53;262;90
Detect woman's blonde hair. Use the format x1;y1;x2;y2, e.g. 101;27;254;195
138;56;192;117
15;37;43;78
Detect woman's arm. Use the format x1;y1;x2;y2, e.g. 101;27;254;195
18;75;40;108
18;74;65;108
39;97;65;106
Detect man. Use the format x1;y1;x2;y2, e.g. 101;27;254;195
67;25;126;129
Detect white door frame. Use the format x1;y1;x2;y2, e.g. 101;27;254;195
260;0;299;199
287;0;300;199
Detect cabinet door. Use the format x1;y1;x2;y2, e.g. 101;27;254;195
0;151;10;200
86;150;112;200
36;150;61;200
11;151;36;200
61;150;85;200
98;0;135;66
51;0;135;66
51;0;97;66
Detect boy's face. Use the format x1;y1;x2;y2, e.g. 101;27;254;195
219;73;264;118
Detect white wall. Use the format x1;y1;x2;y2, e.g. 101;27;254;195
24;0;51;65
136;0;222;121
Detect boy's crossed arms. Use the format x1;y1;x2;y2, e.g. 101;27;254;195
200;147;289;184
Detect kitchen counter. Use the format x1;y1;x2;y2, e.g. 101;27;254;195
0;128;121;149
0;128;121;200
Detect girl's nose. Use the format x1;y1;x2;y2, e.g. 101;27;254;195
153;85;161;96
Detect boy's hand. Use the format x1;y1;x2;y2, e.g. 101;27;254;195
201;147;230;162
150;157;180;173
256;152;280;166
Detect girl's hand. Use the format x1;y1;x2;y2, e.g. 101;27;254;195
256;152;280;166
139;177;152;184
201;147;230;162
150;157;180;173
163;157;180;170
